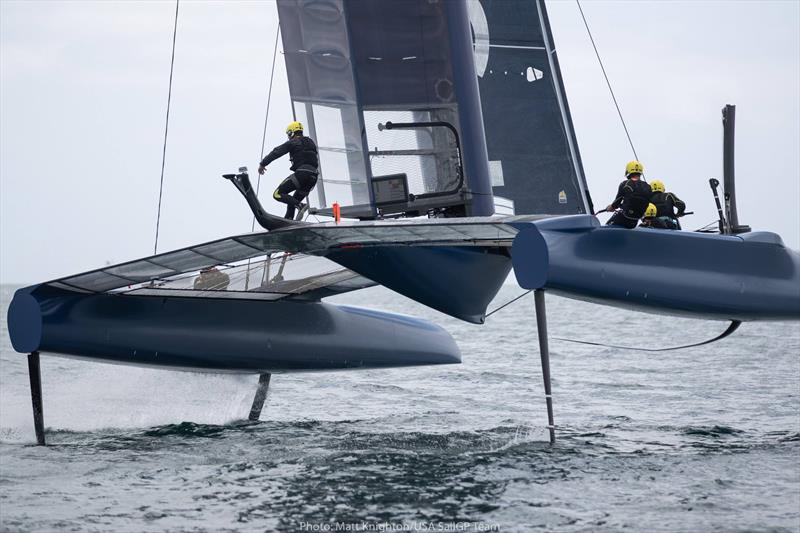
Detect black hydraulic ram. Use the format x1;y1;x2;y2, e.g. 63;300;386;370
709;178;729;235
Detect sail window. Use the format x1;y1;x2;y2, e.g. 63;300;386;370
364;109;460;199
306;103;370;208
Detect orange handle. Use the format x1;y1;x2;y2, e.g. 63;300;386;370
332;202;341;224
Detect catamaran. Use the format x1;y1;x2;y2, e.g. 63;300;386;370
7;0;799;446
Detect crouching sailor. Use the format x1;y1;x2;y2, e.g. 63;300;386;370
258;121;319;220
193;267;230;290
640;203;671;229
649;179;686;230
606;160;652;228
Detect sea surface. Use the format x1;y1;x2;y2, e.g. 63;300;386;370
0;283;798;532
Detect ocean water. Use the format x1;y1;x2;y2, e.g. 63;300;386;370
0;283;798;532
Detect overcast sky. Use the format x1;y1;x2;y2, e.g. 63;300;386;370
1;0;798;284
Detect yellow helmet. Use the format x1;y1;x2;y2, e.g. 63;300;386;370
644;203;657;218
651;179;665;193
625;160;644;177
285;121;304;135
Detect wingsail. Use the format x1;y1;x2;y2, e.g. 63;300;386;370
277;0;494;218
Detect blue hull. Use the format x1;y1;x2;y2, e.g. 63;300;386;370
512;216;800;321
7;285;460;372
326;245;512;324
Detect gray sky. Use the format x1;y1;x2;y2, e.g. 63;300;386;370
2;0;798;284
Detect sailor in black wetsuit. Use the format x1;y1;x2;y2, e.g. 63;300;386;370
258;121;319;220
639;202;671;229
606;160;652;229
649;179;686;230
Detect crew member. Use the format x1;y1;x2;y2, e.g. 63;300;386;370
639;203;670;229
259;121;319;220
193;267;230;291
649;179;686;230
606;160;652;228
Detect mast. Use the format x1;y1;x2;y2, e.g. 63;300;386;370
722;104;750;234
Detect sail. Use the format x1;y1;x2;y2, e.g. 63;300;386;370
470;0;594;215
277;0;494;218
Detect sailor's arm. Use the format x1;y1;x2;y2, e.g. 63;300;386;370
258;141;292;174
608;182;627;210
669;193;686;215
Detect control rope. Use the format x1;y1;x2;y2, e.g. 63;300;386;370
252;25;281;232
153;0;180;255
576;0;639;161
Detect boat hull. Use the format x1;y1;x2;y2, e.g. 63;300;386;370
7;285;461;372
512;216;800;321
326;245;512;324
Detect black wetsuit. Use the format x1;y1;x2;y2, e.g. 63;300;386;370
607;179;652;229
650;191;686;230
260;135;319;219
639;217;672;229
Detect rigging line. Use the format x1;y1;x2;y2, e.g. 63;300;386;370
245;24;280;291
575;0;639;161
695;220;720;232
485;289;533;318
554;320;742;352
153;0;179;255
252;25;282;233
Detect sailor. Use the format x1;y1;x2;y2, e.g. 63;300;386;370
639;202;671;229
649;179;686;230
193;267;230;291
258;121;319;220
606;160;652;228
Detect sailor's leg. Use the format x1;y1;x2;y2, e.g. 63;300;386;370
273;174;302;220
27;351;46;445
248;373;272;421
606;212;623;226
534;290;555;444
292;172;317;220
291;190;309;220
291;190;307;205
607;212;638;229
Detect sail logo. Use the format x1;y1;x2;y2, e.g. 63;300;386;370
527;67;544;82
559;190;567;204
